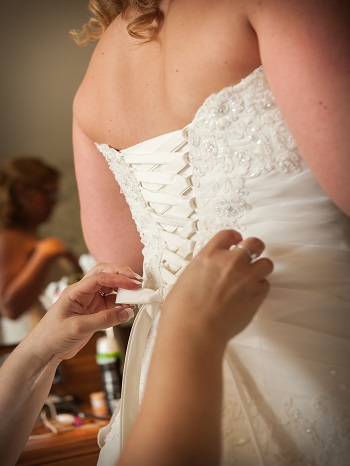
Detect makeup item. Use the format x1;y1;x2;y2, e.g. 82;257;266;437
90;391;109;417
96;330;123;414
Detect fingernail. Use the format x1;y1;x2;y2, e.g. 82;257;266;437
133;273;143;280
130;278;143;285
118;308;134;322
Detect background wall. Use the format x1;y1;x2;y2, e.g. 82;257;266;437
0;0;95;256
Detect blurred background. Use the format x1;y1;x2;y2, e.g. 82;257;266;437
0;0;95;256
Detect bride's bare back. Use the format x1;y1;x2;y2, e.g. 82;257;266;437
73;0;350;271
74;0;260;150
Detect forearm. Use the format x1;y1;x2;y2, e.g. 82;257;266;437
0;336;58;466
73;117;144;271
2;250;54;319
119;319;226;466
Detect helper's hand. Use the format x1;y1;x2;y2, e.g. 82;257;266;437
163;230;273;344
28;264;141;364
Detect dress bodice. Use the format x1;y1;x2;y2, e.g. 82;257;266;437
96;66;350;466
97;130;195;293
97;66;350;314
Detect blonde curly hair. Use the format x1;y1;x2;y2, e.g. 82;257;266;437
70;0;161;45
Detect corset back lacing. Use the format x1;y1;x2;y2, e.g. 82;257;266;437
97;130;199;447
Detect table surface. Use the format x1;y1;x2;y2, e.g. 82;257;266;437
17;411;108;466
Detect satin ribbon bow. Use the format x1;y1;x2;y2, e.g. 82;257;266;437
115;285;172;447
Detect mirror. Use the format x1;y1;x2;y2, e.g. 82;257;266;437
0;0;95;345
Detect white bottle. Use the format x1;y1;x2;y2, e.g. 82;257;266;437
96;329;123;414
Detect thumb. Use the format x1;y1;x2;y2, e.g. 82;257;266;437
78;306;134;334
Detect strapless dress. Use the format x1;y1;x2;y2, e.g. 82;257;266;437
96;67;350;466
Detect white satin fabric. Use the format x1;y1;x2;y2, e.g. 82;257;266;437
96;67;350;465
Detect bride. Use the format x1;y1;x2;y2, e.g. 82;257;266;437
71;1;350;464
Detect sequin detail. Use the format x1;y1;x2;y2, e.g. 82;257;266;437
186;67;302;249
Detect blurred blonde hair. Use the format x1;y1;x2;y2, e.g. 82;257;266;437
70;0;161;45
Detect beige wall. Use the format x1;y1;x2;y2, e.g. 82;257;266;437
0;0;95;256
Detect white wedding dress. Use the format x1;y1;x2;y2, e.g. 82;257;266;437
96;67;350;466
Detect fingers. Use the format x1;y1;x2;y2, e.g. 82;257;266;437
202;229;243;253
199;230;270;267
198;230;273;284
84;263;142;281
68;270;141;302
230;237;274;281
229;237;265;262
98;306;135;327
251;257;274;281
65;306;135;338
230;238;274;287
199;230;265;261
82;265;142;301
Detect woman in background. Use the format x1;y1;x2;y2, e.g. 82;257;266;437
0;156;81;344
72;1;350;464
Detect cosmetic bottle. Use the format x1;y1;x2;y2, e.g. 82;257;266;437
90;391;109;417
96;329;123;414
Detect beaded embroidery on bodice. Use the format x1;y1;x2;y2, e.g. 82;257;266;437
96;67;350;466
185;67;302;251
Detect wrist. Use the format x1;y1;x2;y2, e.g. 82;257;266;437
159;310;227;363
161;301;228;355
24;321;61;368
11;333;59;391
